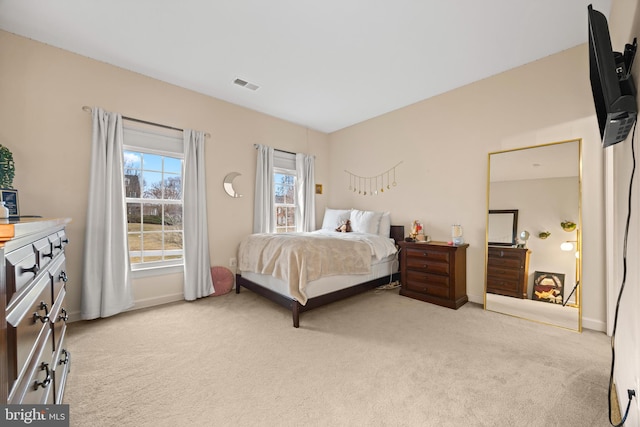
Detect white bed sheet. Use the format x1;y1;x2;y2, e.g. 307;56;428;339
239;255;398;300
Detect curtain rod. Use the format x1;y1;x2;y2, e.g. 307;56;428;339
82;106;210;138
253;144;296;156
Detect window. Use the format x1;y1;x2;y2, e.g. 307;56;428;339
123;127;184;269
274;168;296;233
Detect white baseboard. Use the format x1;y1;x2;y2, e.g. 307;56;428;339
582;315;606;332
128;292;184;312
468;293;484;305
67;292;184;323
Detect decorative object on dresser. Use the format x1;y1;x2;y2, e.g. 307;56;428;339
486;246;531;299
0;189;19;218
0;218;71;404
399;241;469;309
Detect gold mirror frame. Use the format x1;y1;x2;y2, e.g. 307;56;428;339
484;139;582;332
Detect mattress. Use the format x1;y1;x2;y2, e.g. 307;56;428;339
239;254;398;300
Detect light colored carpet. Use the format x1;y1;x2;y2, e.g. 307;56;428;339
64;288;611;427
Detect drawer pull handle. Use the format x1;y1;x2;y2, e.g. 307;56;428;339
33;301;50;323
62;238;69;244
59;349;70;366
59;271;68;283
58;308;68;323
54;242;63;250
21;263;40;276
42;251;54;259
33;362;51;390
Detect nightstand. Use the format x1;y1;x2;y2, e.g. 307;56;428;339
486;246;530;298
399;241;469;309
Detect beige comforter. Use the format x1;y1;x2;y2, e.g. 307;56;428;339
238;232;373;305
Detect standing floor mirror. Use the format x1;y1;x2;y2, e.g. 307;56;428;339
485;139;582;332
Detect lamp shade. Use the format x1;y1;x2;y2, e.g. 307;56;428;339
560;242;574;251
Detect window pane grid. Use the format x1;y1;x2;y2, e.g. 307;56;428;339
124;149;184;267
274;170;296;233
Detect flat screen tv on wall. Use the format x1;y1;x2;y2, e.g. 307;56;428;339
588;4;637;147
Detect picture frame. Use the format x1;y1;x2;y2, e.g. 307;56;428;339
532;271;565;304
1;188;19;218
487;209;519;246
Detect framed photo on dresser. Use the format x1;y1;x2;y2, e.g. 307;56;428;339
0;188;19;218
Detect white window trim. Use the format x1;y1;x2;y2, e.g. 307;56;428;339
123;127;185;271
131;263;184;278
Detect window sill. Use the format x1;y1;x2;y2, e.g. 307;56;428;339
131;264;184;279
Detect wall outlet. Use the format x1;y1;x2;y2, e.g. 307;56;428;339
229;258;237;267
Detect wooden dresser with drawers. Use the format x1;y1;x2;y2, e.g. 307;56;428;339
486;246;530;299
399;241;469;309
0;218;71;404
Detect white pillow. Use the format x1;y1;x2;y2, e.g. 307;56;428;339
350;210;383;234
321;208;352;230
378;212;391;237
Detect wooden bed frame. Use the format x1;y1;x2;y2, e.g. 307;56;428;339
235;225;404;328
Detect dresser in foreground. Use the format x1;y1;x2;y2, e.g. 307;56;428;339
399;241;469;309
0;218;71;404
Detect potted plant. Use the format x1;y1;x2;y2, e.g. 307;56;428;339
0;145;15;189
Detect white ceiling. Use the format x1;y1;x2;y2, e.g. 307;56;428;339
0;0;612;133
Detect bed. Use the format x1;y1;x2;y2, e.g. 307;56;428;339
236;208;404;327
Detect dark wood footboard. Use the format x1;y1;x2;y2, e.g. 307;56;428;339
236;272;400;328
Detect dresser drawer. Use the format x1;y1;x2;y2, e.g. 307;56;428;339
49;231;66;259
406;257;449;275
50;287;68;352
487;255;523;269
487;277;522;294
9;326;55;404
53;328;70;404
6;273;53;390
487;265;521;281
405;247;450;264
405;270;450;298
49;254;67;306
6;244;40;296
33;236;55;271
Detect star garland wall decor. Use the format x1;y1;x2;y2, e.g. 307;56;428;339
344;161;402;196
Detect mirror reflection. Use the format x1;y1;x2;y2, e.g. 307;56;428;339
485;139;582;331
488;209;519;246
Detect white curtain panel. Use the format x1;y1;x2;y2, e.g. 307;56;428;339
81;107;133;319
183;130;214;300
296;153;316;232
253;144;275;233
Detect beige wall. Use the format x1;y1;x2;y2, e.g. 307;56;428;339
0;31;330;318
327;44;606;330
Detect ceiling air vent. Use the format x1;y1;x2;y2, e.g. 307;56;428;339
233;78;259;91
